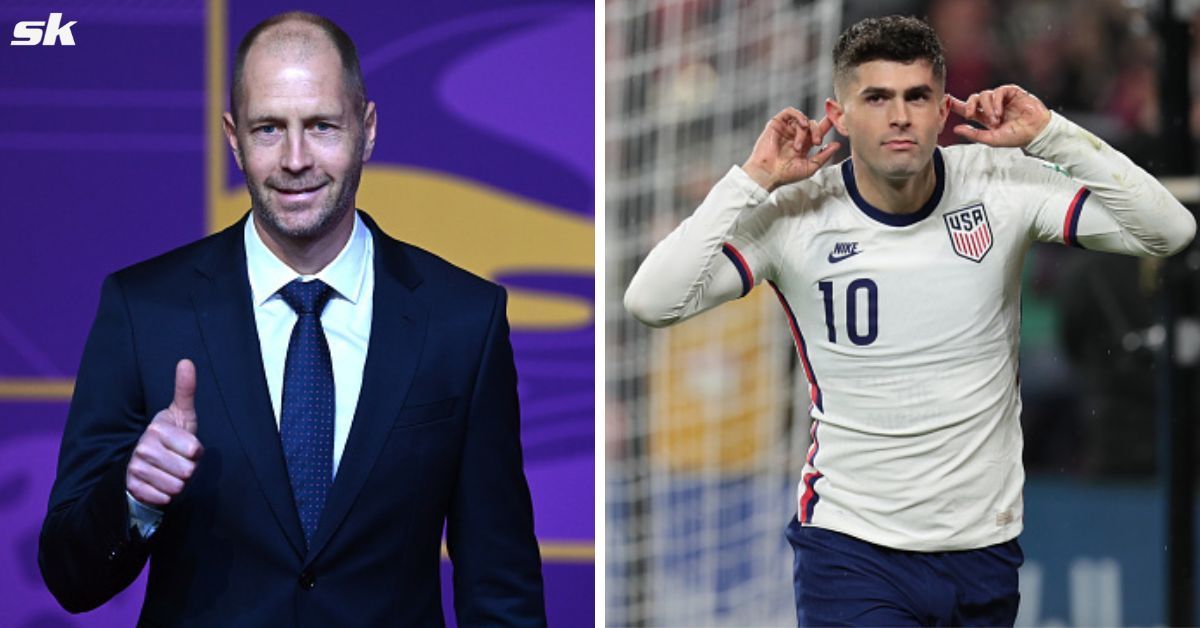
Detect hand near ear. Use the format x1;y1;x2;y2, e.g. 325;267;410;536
950;85;1051;148
742;108;841;192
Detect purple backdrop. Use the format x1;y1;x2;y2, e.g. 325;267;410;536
0;1;594;625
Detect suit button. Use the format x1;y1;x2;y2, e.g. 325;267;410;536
107;538;127;561
298;571;316;590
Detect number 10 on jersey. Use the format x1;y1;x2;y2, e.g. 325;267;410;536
818;279;879;346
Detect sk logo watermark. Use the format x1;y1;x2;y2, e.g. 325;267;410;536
11;13;76;46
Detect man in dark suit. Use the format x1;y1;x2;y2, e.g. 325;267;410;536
38;11;545;626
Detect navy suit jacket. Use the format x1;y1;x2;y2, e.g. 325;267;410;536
38;212;546;627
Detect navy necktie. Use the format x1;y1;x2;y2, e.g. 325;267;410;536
278;278;336;547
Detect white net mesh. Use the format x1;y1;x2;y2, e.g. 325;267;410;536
605;1;843;625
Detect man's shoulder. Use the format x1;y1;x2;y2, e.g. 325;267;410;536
109;220;242;292
402;240;499;292
940;142;1028;177
772;162;850;215
366;220;503;305
940;143;1066;204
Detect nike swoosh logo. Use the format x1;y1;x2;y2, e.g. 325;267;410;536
827;250;862;263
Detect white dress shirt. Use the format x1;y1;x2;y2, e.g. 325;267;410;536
129;211;374;538
244;211;374;475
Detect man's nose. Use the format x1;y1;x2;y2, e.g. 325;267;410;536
281;129;313;173
890;101;911;128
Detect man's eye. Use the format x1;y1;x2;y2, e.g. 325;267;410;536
866;95;883;103
314;122;333;132
255;125;277;134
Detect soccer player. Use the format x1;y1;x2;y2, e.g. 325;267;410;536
623;15;1195;626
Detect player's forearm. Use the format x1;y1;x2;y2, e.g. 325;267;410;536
624;166;765;327
1026;111;1196;256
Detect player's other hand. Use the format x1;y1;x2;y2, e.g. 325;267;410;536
950;85;1051;148
126;359;203;507
742;108;841;192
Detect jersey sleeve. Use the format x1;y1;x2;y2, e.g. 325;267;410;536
624;165;789;327
1020;111;1195;256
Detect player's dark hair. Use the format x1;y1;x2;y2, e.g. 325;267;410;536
230;11;366;122
832;15;945;94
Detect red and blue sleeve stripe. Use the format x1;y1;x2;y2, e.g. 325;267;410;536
1062;187;1090;249
799;420;823;523
766;281;826;524
721;243;753;297
767;280;824;413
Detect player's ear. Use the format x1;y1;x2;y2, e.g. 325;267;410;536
222;112;244;172
826;98;848;136
938;93;951;131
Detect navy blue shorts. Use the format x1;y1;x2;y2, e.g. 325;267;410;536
786;517;1023;627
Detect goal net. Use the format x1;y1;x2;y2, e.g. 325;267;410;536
605;0;843;625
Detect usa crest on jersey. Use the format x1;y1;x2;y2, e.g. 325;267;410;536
943;203;993;262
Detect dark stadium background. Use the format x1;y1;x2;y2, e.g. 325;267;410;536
0;1;595;625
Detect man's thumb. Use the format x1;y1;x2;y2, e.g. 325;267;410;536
172;359;198;433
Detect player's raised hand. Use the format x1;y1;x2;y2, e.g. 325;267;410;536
126;359;203;507
950;85;1051;148
742;108;840;192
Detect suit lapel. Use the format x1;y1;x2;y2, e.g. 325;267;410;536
191;216;306;558
306;213;428;563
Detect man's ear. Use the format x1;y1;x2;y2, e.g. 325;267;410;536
826;98;848;137
361;101;377;161
938;92;951;132
222;112;244;171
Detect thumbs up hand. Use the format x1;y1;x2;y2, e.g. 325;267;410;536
165;358;197;434
126;359;204;507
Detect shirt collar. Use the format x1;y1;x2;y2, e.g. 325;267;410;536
244;211;372;307
840;148;945;227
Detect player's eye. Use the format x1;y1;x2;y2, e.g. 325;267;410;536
254;124;277;135
313;122;333;132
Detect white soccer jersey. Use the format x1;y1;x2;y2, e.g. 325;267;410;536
625;112;1195;551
